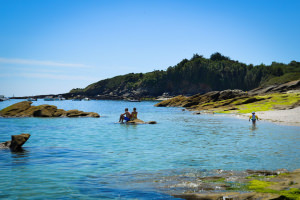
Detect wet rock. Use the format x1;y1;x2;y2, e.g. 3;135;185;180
0;101;100;118
87;112;101;118
0;133;31;152
246;169;287;176
147;121;157;124
126;119;157;124
64;110;100;117
173;192;278;200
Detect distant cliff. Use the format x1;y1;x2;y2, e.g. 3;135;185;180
69;53;300;99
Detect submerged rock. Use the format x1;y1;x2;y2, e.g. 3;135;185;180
0;101;100;118
126;118;157;124
0;133;31;151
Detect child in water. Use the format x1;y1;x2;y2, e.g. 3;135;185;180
131;107;138;120
249;111;259;125
119;108;131;123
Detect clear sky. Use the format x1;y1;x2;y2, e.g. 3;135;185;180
1;0;299;97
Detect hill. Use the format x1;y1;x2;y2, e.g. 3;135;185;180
68;53;300;99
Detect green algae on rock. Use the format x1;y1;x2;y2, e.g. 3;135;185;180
173;169;300;200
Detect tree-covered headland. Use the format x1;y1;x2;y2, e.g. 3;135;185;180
69;53;300;98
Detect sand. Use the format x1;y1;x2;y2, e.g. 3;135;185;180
240;106;300;126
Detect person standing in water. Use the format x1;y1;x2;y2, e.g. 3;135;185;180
249;111;259;125
131;107;138;120
119;108;131;123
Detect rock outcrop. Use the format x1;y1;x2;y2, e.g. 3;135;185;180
0;101;100;118
155;85;300;114
155;90;247;108
249;80;300;96
0;133;31;151
126;118;157;124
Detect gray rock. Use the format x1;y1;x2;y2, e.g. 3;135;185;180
249;80;300;95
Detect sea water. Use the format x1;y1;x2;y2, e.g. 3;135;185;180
0;99;299;199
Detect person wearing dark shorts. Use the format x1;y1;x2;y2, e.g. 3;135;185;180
119;108;131;123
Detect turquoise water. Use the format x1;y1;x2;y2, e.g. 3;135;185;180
0;99;299;199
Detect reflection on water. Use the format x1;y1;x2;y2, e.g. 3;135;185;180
0;100;299;199
250;124;258;131
11;149;30;165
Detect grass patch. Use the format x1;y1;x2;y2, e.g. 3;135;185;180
248;180;274;192
262;72;300;86
247;180;300;200
246;175;276;180
230;93;300;114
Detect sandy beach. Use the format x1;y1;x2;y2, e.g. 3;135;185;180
240;106;300;126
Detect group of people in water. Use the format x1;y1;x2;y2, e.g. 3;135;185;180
119;107;138;123
119;107;258;125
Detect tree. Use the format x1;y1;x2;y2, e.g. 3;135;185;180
210;52;230;61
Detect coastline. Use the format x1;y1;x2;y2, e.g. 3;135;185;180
237;106;300;127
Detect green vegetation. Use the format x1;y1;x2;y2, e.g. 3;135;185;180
217;93;300;114
247;180;274;192
235;93;299;113
224;171;300;200
69;53;300;97
247;180;300;200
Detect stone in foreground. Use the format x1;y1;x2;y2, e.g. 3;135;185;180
0;133;31;152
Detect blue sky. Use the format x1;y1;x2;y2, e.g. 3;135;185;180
0;0;299;97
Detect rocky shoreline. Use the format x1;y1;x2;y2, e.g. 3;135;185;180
0;101;100;118
155;80;300;126
150;168;300;200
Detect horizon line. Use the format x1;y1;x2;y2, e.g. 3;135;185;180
0;57;93;68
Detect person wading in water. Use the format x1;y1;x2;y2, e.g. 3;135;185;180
249;111;259;125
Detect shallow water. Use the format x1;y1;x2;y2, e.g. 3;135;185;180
0;99;299;199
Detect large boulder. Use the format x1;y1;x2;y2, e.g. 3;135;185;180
26;105;59;117
65;110;100;117
0;133;31;151
0;101;100;118
0;101;32;117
